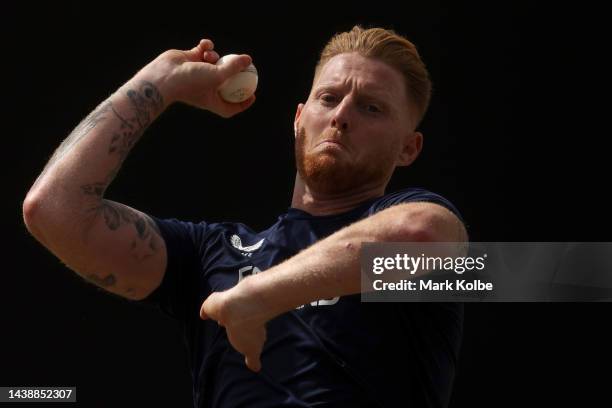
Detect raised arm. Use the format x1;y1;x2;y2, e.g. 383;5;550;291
22;39;255;300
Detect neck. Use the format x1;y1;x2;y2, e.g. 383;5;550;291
290;172;386;216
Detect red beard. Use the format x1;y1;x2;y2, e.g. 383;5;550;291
295;126;394;195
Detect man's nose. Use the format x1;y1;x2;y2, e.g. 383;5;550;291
332;118;349;131
331;99;352;131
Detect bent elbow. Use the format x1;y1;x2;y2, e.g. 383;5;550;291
22;191;56;246
397;206;459;243
391;207;431;242
22;192;43;236
405;226;438;242
399;222;438;243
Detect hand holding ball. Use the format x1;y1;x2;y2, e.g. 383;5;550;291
216;54;258;103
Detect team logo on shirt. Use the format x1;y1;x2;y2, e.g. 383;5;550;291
230;234;265;257
238;265;262;281
296;297;340;308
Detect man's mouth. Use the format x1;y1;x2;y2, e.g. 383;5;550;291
315;139;346;150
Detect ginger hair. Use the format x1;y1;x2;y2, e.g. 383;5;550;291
315;26;432;127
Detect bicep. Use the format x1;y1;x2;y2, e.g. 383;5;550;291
69;199;167;300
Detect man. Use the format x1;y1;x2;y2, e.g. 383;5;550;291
23;26;467;407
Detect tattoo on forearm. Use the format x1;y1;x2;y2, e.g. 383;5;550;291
33;100;112;188
59;100;112;161
76;82;164;267
38;81;163;196
109;81;163;162
94;82;164;197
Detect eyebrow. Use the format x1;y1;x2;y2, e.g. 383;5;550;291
314;83;394;103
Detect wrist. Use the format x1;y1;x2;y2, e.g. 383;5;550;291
131;58;179;109
234;273;280;323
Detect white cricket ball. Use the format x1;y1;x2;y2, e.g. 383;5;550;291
216;54;258;103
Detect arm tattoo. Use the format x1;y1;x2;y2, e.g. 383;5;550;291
33;100;112;188
84;81;164;197
77;82;164;262
37;81;163;193
86;273;117;287
58;100;112;160
109;81;163;162
81;182;106;198
84;200;161;261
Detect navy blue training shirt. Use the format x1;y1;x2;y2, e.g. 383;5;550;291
144;188;464;408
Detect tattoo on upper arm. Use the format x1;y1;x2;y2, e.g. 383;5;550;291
84;200;162;261
86;273;117;287
81;182;106;198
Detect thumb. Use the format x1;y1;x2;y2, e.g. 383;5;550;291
216;54;253;81
245;354;262;373
200;294;216;320
200;301;209;320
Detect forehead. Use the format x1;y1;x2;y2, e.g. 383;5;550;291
314;53;408;104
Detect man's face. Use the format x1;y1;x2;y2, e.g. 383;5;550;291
294;52;422;195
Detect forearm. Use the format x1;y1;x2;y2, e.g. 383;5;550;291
238;203;467;321
24;39;256;300
25;71;167;241
239;205;416;319
25;42;254;234
250;222;366;314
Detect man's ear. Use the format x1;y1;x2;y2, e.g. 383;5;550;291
397;131;423;167
294;103;304;137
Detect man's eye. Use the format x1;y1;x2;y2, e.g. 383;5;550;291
320;94;337;104
365;104;381;113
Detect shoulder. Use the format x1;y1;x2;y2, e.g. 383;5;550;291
150;217;208;244
151;216;265;253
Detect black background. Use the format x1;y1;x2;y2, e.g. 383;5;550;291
4;1;610;407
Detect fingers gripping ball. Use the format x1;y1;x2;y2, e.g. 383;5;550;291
216;54;258;103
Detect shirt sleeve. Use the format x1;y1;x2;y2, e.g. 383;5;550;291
368;187;464;223
140;217;208;323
